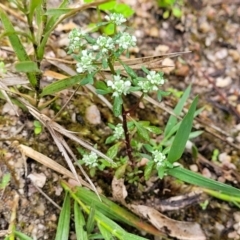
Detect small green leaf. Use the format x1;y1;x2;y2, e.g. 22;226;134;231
121;62;137;78
163;10;170;19
144;161;154;180
134;122;150;141
172;7;182;18
113;3;134;17
105;136;116;144
97;223;112;240
80;74;94;85
55;192;71;240
14;231;33;240
164;85;191;137
115;162;127;179
145;126;162;134
0;173;11;189
106;142;121;159
102;23;115;35
168;167;240;197
113;96;123;117
86;208;95;234
45;8;72;16
167;96;198;163
98;1;116;10
74;201;88;240
40;75;83;97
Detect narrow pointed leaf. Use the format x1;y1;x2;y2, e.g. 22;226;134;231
55;192;71;240
167;96;198;163
164;85;191;137
168;167;240;197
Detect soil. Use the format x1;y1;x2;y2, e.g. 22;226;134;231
0;0;240;240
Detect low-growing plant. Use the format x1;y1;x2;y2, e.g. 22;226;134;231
1;0;240;240
157;0;183;19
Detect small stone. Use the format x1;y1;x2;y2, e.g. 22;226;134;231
148;26;159;37
218;152;231;163
155;44;169;53
216;76;232;88
215;49;228;59
2;102;19;116
28;173;47;188
202;168;211;178
190;164;198;172
85;105;101;125
229;49;240;61
199;21;211;33
175;65;190;77
161;58;175;74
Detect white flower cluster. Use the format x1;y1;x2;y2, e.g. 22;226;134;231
68;28;86;52
105;13;126;25
107;75;131;97
113;123;124;139
76;50;96;73
116;32;137;50
93;36;115;54
138;71;165;93
82;151;98;168
152;150;166;168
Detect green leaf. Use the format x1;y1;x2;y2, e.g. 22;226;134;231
168;167;240;197
97;222;112;240
145;126;162;134
0;9;37;87
40;75;83;97
29;0;42;22
86;207;95;234
14;231;33;240
95;81;111;95
15;61;40;73
144;161;154;180
98;1;116;10
120;62;137;78
102;23;115;35
106;142;121;159
74;201;88;240
113;96;123;117
167;96;198;163
0;173;11;189
163;10;170;19
164;85;191;137
55;192;71;240
105;136;116;144
45;8;72;16
113;3;134;17
172;7;182;18
134;121;150;141
80;74;94;85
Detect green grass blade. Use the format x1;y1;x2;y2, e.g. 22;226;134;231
168;167;240;197
164;85;191;137
14;231;33;240
0;9;37;88
15;61;40;73
86;207;95;234
74;201;88;240
40;75;83;96
97;222;112;240
167;96;198;163
55;192;71;240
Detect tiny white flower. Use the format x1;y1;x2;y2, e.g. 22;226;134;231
105;13;126;25
113;123;124;139
152;150;166;168
116;32;137;50
76;50;96;73
93;36;115;54
107;75;131;97
82;151;98;168
68;28;86;52
137;71;165;93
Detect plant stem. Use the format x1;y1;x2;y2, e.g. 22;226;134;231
122;105;134;164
